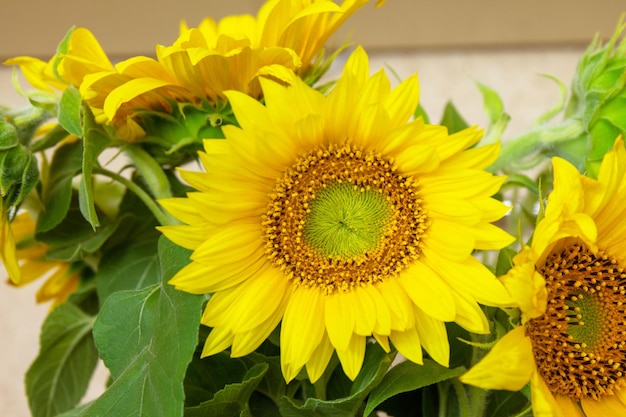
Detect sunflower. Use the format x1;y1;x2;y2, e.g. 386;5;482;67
461;139;626;416
158;46;514;382
3;212;80;308
3;27;113;92
79;0;382;141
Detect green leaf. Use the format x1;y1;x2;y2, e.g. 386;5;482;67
37;141;83;233
96;236;161;305
64;236;203;417
58;87;82;137
534;74;568;125
502;173;540;196
243;352;290;405
476;81;504;126
439;101;469;134
184;352;249;407
413;103;430;124
78;105;110;229
25;303;98;417
37;200;128;262
364;359;466;416
52;26;76;81
184;363;269;417
495;247;518;277
484;390;532;417
279;343;393;417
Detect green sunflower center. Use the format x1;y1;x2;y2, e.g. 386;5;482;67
263;143;428;294
526;239;626;400
303;183;391;258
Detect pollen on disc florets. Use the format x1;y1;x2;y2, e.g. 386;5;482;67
526;239;626;400
262;143;429;295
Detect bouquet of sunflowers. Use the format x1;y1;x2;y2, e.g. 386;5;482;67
2;1;626;416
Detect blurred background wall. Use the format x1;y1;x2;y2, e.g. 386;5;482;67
1;0;624;59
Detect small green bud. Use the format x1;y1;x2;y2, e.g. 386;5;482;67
0;120;19;150
3;106;54;147
566;18;626;177
0;145;39;208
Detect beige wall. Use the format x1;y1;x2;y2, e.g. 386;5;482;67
1;0;624;60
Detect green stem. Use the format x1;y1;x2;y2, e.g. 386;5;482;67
313;378;326;401
467;385;488;417
94;167;176;226
452;379;471;417
437;382;450;417
490;118;585;172
124;145;173;200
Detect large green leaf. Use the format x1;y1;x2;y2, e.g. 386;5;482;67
95;189;162;304
78;105;110;229
364;359;466;416
60;237;203;417
25;303;98;417
37;140;83;233
279;343;393;417
96;237;161;303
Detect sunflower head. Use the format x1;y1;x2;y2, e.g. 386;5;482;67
159;45;514;383
462;139;626;416
78;0;380;143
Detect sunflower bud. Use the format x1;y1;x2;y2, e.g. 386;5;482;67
565;17;626;177
0;121;39;208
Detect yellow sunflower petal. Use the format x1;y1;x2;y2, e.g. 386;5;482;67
581;394;626;417
325;291;356;350
1;219;20;283
376;278;415;331
399;261;456;322
500;249;548;321
201;327;234;357
335;334;366;381
530;373;566;417
460;326;534;391
232;305;286;357
553;396;585;417
201;266;285;332
414;306;449;367
383;74;419;127
389;327;423;365
423;249;513;307
306;332;335;383
281;287;326;381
